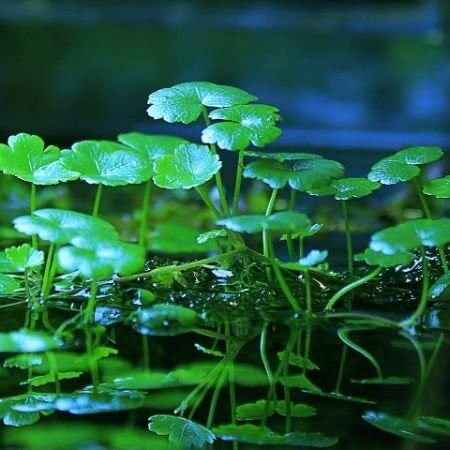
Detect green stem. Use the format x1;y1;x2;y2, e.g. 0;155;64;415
139;180;153;247
324;266;383;311
92;184;103;217
195;185;222;220
263;189;278;258
401;246;429;328
260;322;274;386
304;269;312;315
85;280;99;323
271;260;302;313
225;323;237;430
334;345;348;394
46;351;60;395
30;184;37;248
202;107;230;216
85;327;100;391
286;189;296;260
232;150;245;215
44;246;59;299
341;200;353;276
299;237;304;259
41;243;55;299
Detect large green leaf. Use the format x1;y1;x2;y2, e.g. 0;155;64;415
423;175;450;199
202;104;281;150
243;159;293;189
61;140;150;186
13;209;119;245
0;274;20;295
0;394;56;427
130;304;198;336
147;81;256;124
308;177;380;200
368;146;443;185
0;133;79;185
354;248;415;268
57;238;145;280
148;415;215;448
5;244;44;271
369;218;450;254
153;144;221;189
0;329;60;353
118;132;188;158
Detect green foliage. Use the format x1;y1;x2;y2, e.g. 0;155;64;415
298;250;328;267
0;329;60;353
280;374;322;392
153;144;221;189
236;400;316;421
423;175;450;198
0;274;20;295
0;133;79;185
354;248;415;268
277;351;319;371
131;304;199;336
368;146;443;185
61;140;150;186
5;244;44;271
197;229;227;244
23;371;83;387
13;209;119;245
244;151;322;161
369;218;450;254
308;177;380;200
147;81;256;124
428;272;450;300
0;394;55;427
57;238;145;280
148;415;215;448
202;104;281;150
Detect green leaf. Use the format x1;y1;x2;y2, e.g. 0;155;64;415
362;411;436;443
265;211;311;233
118;132;188;160
0;274;20;295
197;229;227;244
277;351;319;371
368;146;443;185
130;304;198;336
23;371;83;387
0;329;60;353
5;244;44;271
428;272;450;300
217;215;267;234
147;81;257;124
236;400;316;421
243;160;292;189
308;177;380;200
153;144;221;189
290;159;344;191
276;402;317;418
213;424;337;447
354;248;415;268
279;374;322;392
423;175;450;199
202;104;281;151
0;252;20;273
58;238;145;280
417;416;450;437
148;415;215;448
281;223;323;241
0;394;56;427
0;133;79;184
4;354;44;370
244;151;322;161
61;140;150;186
298;250;328;267
369;218;450;254
13;209;119;245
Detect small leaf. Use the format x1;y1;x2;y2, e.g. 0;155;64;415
147;81;256;124
236;400;316;421
197;229;227;244
290;159;344;191
423;175;450;199
4;354;44;370
217;215;267;234
368;146;443;185
23;371;83;387
245;151;322;161
298;250;328;267
61;140;150;186
57;239;145;280
281;223;323;241
265;211;311;233
130;304;198;336
362;411;436;443
0;329;60;353
0;252;20;273
308;177;380;200
0;133;79;184
0;274;20;295
13;209;119;245
5;244;44;271
280;374;322;392
354;248;415;268
428;272;450;300
202;104;281;151
118;132;188;160
277;351;319;371
153;144;221;189
148;415;215;448
243;159;292;189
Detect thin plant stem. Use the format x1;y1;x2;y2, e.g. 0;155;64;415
30;184;38;248
286;189;297;260
195;185;222;220
260;322;274;386
299;237;304;259
85;280;99;324
341;200;353;276
202;108;230;216
46;351;61;395
232;150;245;215
304;269;312;315
401;246;429;328
41;243;55;299
85;327;100;391
334;345;348;394
44;246;59;299
271;260;301;313
206;360;229;428
225;322;237;431
142;335;150;371
139;180;153;247
92;184;103;217
324;266;383;311
263;189;278;259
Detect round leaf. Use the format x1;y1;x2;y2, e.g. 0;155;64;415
5;244;44;271
423;175;450;199
217;215;267;234
202;104;281;151
0;133;79;185
354;248;415;268
0;329;61;353
243;160;292;189
265;211;311;233
61;140;150;186
153;144;221;189
309;178;380;200
0;274;20;295
290;159;344;191
147;81;257;124
13;209;119;245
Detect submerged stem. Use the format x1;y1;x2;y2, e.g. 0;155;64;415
260;322;274;386
272;260;301;313
324;266;383;311
263;189;278;259
139;180;153;247
341;200;353;276
41;243;55;299
92;184;103;217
